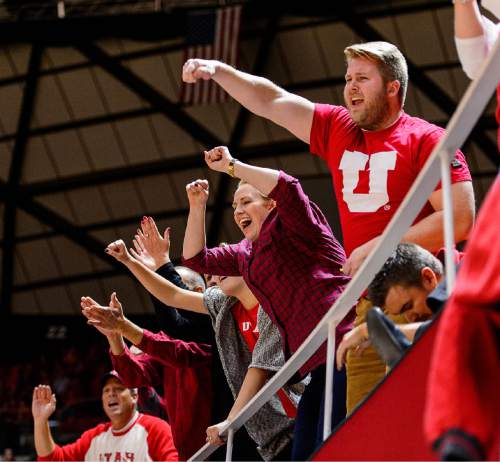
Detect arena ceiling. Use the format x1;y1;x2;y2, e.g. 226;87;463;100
0;0;497;316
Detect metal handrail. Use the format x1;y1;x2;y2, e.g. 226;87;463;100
189;35;500;462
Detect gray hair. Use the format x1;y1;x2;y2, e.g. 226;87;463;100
175;266;206;291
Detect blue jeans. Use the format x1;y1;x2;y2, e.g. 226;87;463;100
291;364;347;461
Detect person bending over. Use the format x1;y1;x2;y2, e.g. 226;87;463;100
336;243;446;370
32;371;178;461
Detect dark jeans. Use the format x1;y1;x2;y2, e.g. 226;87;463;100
291;364;347;461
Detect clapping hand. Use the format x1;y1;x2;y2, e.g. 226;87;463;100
81;292;125;333
131;217;171;271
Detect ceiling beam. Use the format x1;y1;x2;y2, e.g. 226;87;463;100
11;172;336;289
0;1;452;87
5;203;233;246
75;42;223;148
0;180;123;268
0;0;450;45
18;112;497;197
0;109;157;144
286;62;462;93
0;61;467;144
7;171;337;247
5;166;499;247
338;6;500;167
21;139;308;195
13;268;120;292
1;44;43;314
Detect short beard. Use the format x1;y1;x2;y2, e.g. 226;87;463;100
348;89;391;131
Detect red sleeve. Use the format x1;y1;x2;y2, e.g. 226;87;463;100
424;178;500;450
182;242;244;277
38;425;107;461
437;177;500;305
143;415;179;461
414;127;472;189
111;346;162;388
138;329;212;368
309;103;354;160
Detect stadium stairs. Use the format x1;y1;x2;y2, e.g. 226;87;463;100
312;319;439;461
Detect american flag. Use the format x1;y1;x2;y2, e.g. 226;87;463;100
180;5;242;105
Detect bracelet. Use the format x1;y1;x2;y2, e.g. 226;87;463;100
452;0;473;4
227;158;238;178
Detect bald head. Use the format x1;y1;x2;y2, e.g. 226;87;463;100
175;266;206;293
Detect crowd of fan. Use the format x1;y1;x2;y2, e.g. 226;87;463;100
7;1;500;461
1;343;108;427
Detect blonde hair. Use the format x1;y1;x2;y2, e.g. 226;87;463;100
235;179;271;201
344;41;408;106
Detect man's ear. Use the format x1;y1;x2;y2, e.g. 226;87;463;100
194;286;204;293
129;388;139;402
387;80;400;97
421;266;438;291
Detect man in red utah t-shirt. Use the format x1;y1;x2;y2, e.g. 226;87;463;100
32;371;178;461
182;40;475;412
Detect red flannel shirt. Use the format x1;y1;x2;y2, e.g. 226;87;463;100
111;329;212;461
183;171;353;376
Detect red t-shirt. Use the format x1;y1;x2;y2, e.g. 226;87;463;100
310;105;472;256
231;302;297;418
231;302;260;350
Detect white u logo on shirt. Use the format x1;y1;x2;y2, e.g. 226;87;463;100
339;150;397;212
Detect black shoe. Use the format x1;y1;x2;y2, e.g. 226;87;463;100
366;307;411;368
433;429;485;461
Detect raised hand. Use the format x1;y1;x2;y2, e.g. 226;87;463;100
105;239;132;264
130;217;171;271
182;58;218;83
82;292;125;333
32;385;56;422
186;180;209;208
204;146;233;173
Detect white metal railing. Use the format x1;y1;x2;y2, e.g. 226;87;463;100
189;36;500;462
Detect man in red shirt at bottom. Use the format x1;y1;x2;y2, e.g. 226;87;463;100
32;371;178;461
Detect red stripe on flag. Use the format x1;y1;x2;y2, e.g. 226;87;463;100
180;6;242;106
